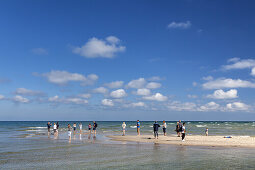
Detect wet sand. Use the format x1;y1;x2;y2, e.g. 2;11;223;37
108;135;255;148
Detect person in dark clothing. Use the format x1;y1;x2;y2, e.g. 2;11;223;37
153;121;160;139
47;122;51;133
56;122;59;130
175;122;180;137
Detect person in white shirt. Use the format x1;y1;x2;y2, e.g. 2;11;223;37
122;122;126;136
181;122;186;141
162;120;167;136
53;123;57;135
79;123;82;134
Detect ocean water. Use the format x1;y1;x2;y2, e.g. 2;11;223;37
1;121;255;169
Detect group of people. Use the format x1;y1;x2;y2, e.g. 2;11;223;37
121;120;186;141
47;121;98;140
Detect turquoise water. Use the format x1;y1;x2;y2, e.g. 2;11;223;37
1;121;255;169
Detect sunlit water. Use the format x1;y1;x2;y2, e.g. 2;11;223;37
1;121;255;169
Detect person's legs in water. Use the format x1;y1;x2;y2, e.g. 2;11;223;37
156;131;158;139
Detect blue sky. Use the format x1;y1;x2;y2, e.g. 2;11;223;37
1;0;255;121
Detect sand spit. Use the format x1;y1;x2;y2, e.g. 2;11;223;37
108;135;255;148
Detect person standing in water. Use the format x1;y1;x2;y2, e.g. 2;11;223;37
53;123;57;134
79;123;82;134
153;121;160;139
56;122;59;132
122;122;126;136
178;120;182;137
67;124;72;140
88;123;92;134
93;121;97;135
181;122;186;141
162;120;167;136
47;122;51;134
205;128;208;136
175;122;180;137
73;123;77;135
137;120;140;136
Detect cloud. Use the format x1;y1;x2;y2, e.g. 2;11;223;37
72;36;126;58
222;58;255;76
202;78;255;89
226;102;250;111
102;99;114;106
127;78;146;88
78;93;91;98
0;95;4;100
40;70;98;85
187;94;197;99
143;93;168;102
48;95;88;105
223;58;255;70
202;76;213;81
130;102;146;107
136;88;151;96
15;88;44;96
146;82;161;89
13;95;29;103
104;81;124;88
110;89;127;98
92;87;108;94
207;89;238;99
199;102;220;111
166;101;197;111
167;21;191;29
31;48;48;55
251;67;255;76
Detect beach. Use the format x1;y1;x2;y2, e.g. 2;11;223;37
1;121;255;169
108;135;255;148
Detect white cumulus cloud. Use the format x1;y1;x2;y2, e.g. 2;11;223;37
167;21;191;29
92;87;108;94
202;78;255;89
78;93;91;98
207;89;238;99
136;88;151;96
72;36;126;58
131;102;146;107
143;93;168;102
13;95;29;103
104;81;124;88
199;102;220;111
146;82;161;89
102;99;114;106
41;70;98;85
127;78;146;88
226;102;250;111
110;89;127;98
48;95;88;105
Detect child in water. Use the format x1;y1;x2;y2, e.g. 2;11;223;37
88;124;92;134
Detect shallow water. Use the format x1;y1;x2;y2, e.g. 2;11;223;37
1;121;255;169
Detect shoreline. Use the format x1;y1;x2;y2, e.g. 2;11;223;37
107;134;255;148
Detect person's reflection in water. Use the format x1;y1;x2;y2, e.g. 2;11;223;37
92;135;96;143
79;134;82;141
88;134;91;140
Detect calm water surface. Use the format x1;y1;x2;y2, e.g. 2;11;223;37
1;121;255;169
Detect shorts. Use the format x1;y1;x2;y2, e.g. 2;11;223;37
73;127;76;131
54;129;57;133
68;131;72;137
48;128;50;132
88;128;91;130
163;128;166;133
93;127;96;130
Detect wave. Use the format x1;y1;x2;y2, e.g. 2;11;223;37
196;125;206;128
27;127;47;129
130;126;136;128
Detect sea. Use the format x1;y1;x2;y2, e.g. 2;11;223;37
1;121;255;169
